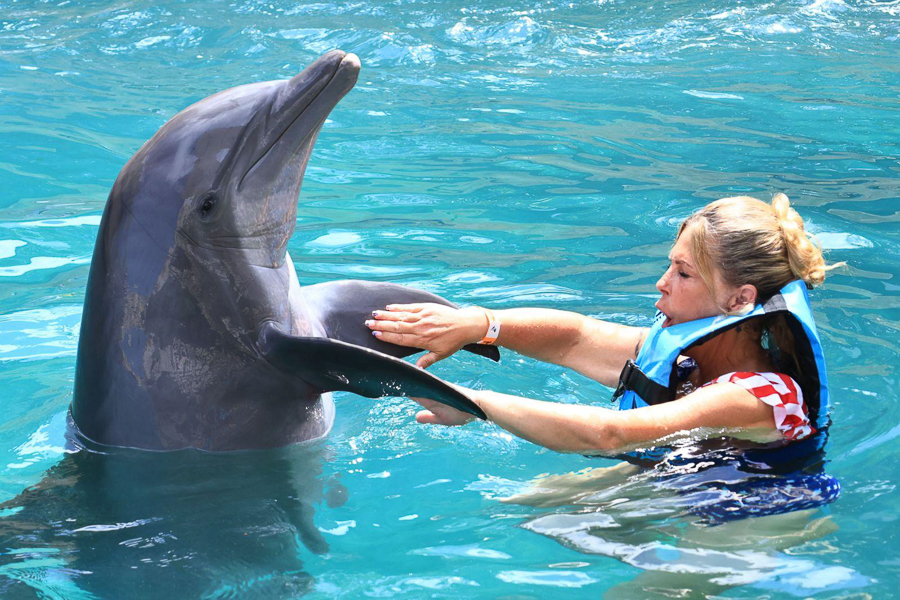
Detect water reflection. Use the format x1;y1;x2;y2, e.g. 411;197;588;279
0;424;344;598
502;436;865;598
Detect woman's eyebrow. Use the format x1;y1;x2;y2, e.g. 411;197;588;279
666;253;695;270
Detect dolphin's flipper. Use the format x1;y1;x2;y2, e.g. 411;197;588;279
261;323;487;419
299;280;500;362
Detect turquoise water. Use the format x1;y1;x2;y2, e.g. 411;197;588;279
1;0;898;596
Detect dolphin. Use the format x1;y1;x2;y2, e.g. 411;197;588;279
72;50;495;451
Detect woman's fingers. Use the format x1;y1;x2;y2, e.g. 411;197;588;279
365;305;442;347
365;302;467;359
369;330;415;347
415;352;441;369
365;319;429;348
366;313;426;341
412;396;442;411
386;304;424;313
411;396;473;426
371;309;420;323
415;409;440;424
366;318;412;334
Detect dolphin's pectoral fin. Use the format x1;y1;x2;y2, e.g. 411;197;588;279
260;323;486;419
298;280;500;362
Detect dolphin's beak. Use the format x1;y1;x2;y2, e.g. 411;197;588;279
276;50;360;118
239;50;360;190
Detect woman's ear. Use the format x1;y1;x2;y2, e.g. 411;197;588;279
728;284;758;313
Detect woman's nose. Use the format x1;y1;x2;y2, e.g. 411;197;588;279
656;268;670;294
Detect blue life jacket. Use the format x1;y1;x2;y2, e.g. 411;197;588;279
612;279;830;472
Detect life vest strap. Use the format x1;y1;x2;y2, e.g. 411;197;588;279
612;359;672;406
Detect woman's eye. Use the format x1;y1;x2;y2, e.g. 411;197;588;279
678;271;689;278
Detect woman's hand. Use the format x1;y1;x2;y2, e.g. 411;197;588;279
411;397;477;426
412;385;483;426
365;303;488;368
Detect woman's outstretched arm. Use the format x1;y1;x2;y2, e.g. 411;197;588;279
414;384;777;454
366;303;647;387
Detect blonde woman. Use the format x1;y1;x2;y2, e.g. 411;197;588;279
367;194;839;486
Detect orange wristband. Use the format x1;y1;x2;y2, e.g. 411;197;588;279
478;307;501;345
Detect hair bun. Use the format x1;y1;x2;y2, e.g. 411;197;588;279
770;193;826;287
678;194;842;303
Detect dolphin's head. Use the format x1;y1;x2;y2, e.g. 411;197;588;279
115;50;360;267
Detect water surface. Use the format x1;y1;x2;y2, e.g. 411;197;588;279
1;0;898;597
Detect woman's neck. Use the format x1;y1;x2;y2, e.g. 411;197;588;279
686;326;775;384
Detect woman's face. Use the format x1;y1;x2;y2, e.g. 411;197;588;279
655;230;733;328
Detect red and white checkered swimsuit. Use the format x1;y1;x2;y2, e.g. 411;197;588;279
702;372;815;441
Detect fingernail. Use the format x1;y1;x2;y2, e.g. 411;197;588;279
386;305;395;310
371;311;379;318
365;320;373;327
373;331;381;338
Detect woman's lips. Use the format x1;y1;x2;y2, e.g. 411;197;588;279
655;299;673;328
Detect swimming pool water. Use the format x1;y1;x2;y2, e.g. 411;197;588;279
1;0;898;597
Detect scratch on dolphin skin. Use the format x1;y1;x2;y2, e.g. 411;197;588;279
119;292;148;382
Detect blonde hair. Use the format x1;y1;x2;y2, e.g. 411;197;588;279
677;193;841;303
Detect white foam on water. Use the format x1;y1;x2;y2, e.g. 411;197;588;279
402;576;478;590
320;520;356;536
814;231;873;250
73;518;160;533
135;35;171;48
459;235;493;244
768;22;802;34
412;544;512;559
305;231;363;248
684;90;744;100
0;305;83;323
0;304;82;362
8;412;71;470
497;570;596;588
0;256;91;277
0;240;26;259
1;215;101;228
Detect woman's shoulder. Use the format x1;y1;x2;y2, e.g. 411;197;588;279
705;371;801;400
703;372;814;441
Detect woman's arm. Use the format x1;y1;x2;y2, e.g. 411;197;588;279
414;382;778;454
366;303;647;387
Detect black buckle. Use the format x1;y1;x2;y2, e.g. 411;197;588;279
612;359;637;400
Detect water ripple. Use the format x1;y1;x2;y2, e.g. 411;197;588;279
1;0;898;597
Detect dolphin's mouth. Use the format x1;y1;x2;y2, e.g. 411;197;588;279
238;51;360;191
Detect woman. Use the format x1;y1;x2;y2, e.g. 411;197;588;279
365;194;839;459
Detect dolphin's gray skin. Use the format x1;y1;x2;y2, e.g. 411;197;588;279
72;50;496;451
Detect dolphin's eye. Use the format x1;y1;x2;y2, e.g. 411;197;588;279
198;194;217;219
